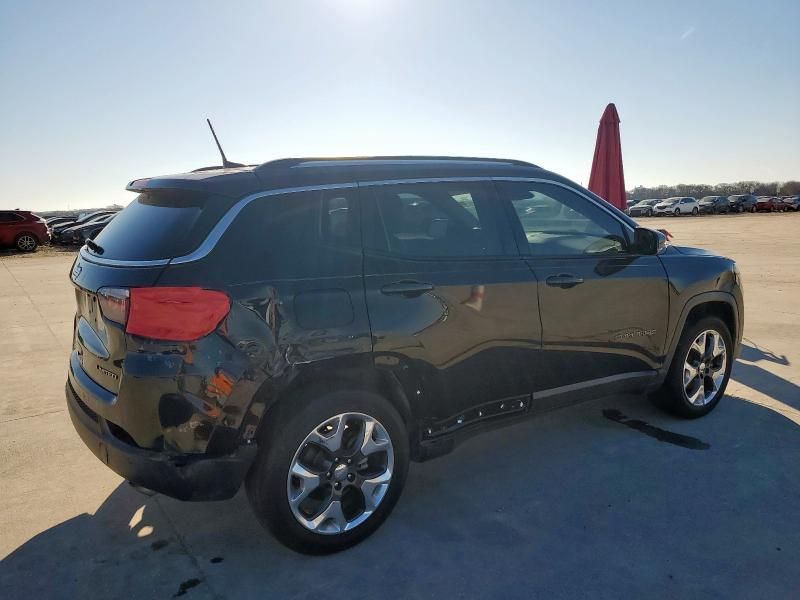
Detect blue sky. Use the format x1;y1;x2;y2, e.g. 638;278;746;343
1;0;798;210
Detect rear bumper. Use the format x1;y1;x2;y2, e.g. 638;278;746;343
66;378;258;501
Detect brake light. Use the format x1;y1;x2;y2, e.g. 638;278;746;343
127;287;230;342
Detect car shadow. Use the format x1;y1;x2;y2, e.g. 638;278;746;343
730;340;799;414
3;381;799;598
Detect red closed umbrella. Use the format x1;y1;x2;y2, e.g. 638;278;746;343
588;103;626;210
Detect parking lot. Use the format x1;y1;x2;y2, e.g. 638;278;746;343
1;212;798;599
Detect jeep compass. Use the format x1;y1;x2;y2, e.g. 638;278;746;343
66;156;743;553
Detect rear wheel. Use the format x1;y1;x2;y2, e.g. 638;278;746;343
657;316;732;418
246;389;409;554
15;233;38;252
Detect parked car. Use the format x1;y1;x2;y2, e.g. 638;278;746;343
628;198;660;217
728;194;758;213
778;196;799;212
46;215;79;227
59;213;117;244
653;196;699;216
66;156;743;554
51;210;117;243
0;210;51;252
755;196;779;212
698;196;730;215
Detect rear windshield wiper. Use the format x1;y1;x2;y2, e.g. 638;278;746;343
85;239;105;255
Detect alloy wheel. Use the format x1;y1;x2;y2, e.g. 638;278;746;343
683;329;727;406
287;412;394;535
16;235;36;251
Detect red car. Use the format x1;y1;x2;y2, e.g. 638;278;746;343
0;210;51;252
755;197;780;212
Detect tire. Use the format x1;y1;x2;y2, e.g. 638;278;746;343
245;388;410;554
692;207;699;215
15;233;38;252
657;316;733;419
751;206;756;213
674;208;680;216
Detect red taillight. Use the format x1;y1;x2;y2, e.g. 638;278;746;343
126;287;231;342
98;287;130;325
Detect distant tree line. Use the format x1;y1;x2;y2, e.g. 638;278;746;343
627;181;800;202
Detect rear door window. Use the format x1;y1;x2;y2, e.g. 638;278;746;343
362;181;503;258
91;191;233;261
212;187;362;280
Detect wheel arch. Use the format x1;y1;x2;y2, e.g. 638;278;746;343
14;231;39;250
661;292;740;378
253;362;415;448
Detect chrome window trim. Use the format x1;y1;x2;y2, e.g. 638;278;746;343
79;183;357;267
170;182;357;265
79;246;170;268
488;176;636;236
78;176;632;268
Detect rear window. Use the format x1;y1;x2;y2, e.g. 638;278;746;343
91;191;233;261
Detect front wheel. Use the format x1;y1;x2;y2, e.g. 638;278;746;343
692;207;699;215
246;389;409;554
646;209;653;217
657;316;732;418
674;208;681;216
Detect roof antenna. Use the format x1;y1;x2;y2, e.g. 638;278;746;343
206;118;244;168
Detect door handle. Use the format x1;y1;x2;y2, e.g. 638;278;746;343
545;274;584;289
380;281;434;297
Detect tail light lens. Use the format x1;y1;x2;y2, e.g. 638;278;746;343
98;288;130;325
98;286;230;342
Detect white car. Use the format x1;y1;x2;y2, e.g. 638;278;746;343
652;196;699;216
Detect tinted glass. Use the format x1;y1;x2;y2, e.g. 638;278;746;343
364;181;502;258
497;181;628;257
213;188;361;280
0;212;22;223
92;191;232;260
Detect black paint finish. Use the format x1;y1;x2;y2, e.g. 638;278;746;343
65;157;742;502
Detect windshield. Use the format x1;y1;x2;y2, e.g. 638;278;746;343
91;190;233;261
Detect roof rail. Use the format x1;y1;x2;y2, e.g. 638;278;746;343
255;155;538;173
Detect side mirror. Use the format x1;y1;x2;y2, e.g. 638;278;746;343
632;227;666;255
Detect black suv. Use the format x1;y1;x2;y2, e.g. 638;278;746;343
66;157;743;553
698;195;730;215
728;194;758;213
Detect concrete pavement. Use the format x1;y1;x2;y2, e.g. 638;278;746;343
1;213;798;599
